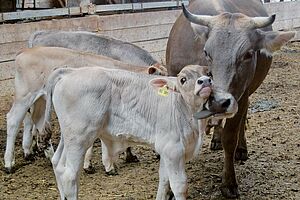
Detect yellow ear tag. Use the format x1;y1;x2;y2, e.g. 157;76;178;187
158;85;169;97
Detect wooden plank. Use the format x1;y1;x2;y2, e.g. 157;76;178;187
133;38;168;53
97;10;181;31
95;3;133;12
94;1;188;13
0;15;99;44
100;23;173;43
0;61;15;81
2;8;69;21
0;41;27;63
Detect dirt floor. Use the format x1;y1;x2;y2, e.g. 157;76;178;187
0;42;299;200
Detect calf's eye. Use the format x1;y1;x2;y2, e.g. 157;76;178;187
180;77;187;85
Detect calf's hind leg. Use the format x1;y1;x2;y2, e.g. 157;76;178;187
52;136;66;200
101;138;127;175
22;112;34;160
57;130;97;200
5;98;33;172
83;145;95;174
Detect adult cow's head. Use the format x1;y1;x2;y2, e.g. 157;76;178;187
182;4;295;101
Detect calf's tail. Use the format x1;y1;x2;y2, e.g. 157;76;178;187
38;67;72;156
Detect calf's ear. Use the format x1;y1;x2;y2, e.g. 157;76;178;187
148;64;168;76
149;77;177;92
258;30;295;53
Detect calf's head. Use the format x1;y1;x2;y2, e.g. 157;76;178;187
148;63;168;76
150;65;237;119
182;4;295;101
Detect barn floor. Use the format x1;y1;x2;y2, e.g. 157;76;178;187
0;43;299;200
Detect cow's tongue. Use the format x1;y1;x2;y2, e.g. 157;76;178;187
193;110;215;119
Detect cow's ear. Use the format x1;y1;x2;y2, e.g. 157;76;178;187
190;23;209;41
149;77;177;92
258;30;295;53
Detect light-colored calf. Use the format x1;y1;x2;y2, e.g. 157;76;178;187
4;46;167;173
29;30;159;67
45;65;237;200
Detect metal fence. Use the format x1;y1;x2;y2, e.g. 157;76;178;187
1;0;189;22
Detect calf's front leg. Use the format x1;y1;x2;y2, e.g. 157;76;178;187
157;148;187;200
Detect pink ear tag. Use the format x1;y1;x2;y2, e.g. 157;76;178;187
158;85;169;97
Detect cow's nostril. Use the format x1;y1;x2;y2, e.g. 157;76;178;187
208;79;212;83
222;99;231;108
197;79;203;85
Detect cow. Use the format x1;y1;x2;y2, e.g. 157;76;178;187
4;46;167;173
29;30;160;67
42;64;237;200
165;0;295;198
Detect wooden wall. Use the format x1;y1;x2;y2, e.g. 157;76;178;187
0;9;181;98
0;1;300;99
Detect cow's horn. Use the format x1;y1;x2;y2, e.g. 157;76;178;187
251;14;276;29
182;3;214;27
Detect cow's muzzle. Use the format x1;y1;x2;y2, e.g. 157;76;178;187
193;88;238;119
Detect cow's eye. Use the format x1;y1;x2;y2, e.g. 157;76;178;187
180;77;187;85
243;51;253;61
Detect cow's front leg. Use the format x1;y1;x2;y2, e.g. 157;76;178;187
220;92;248;198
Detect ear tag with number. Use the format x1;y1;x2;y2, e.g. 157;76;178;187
158;85;169;97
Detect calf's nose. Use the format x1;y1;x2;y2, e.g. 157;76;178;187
197;76;212;87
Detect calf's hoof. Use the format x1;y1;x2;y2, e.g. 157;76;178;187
210;139;223;150
4;166;15;174
105;168;118;176
235;148;248;161
84;165;96;174
220;185;239;199
125;154;139;163
24;153;36;162
167;191;175;200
